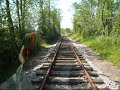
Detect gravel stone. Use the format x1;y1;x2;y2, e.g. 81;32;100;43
72;39;120;90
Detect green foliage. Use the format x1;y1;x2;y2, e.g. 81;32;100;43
37;2;61;43
0;0;61;84
88;37;120;67
71;0;120;67
73;0;120;36
71;34;120;67
61;28;72;36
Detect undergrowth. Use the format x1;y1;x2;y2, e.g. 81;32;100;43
70;35;120;67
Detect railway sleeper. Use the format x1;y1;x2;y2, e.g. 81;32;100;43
58;51;74;54
35;70;98;78
50;72;84;77
39;65;93;71
42;60;53;63
31;78;104;88
31;76;43;84
55;60;77;63
92;78;104;84
39;66;49;70
57;55;76;58
54;65;81;67
52;66;94;71
76;54;82;56
42;63;51;66
38;66;94;73
47;77;104;85
84;66;94;71
46;78;87;85
55;63;80;66
36;68;81;73
57;53;75;55
88;71;99;77
35;70;84;77
56;58;76;61
52;66;82;71
78;56;84;58
80;60;88;63
82;63;90;66
50;70;83;74
59;49;72;51
57;56;76;58
31;83;107;90
85;77;104;84
43;84;91;90
79;58;85;60
36;70;47;76
57;53;75;54
56;58;76;60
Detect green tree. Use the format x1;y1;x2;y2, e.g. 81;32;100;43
73;0;120;36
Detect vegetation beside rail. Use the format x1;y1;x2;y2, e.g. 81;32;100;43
70;35;120;67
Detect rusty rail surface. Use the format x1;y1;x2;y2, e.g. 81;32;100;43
39;37;63;90
69;39;97;90
31;36;107;90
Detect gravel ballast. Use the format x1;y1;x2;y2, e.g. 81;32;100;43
1;38;120;90
72;39;120;90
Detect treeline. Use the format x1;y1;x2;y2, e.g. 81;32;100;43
73;0;120;37
71;0;120;67
0;0;61;83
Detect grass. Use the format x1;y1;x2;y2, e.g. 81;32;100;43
70;35;120;67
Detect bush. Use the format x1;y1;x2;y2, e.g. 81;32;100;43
71;34;120;67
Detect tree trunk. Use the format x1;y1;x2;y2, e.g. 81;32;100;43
48;0;51;30
101;0;106;36
22;0;26;37
16;0;22;39
5;0;16;42
107;1;113;35
0;2;4;27
20;0;25;38
5;0;18;58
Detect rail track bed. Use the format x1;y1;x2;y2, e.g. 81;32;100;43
31;36;109;90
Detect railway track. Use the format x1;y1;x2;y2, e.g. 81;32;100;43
31;36;109;90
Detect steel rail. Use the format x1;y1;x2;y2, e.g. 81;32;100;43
38;37;63;90
67;37;97;90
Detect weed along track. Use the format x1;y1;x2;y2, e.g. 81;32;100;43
31;36;109;90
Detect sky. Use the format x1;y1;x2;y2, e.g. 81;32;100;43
57;0;80;29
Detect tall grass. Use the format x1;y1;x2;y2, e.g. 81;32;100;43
71;35;120;67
